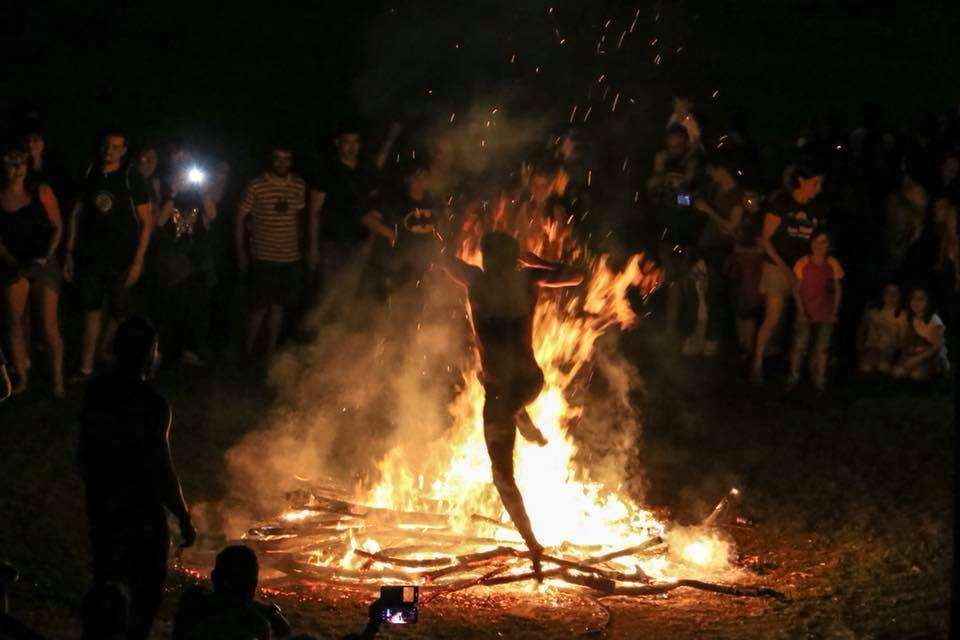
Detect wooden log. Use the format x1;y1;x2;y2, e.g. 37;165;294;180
353;549;454;568
702;488;740;527
598;579;788;602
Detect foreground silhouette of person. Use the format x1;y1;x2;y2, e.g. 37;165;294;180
1;562;46;639
78;316;196;640
443;232;583;576
80;582;130;640
173;545;291;640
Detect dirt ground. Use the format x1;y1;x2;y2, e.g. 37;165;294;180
0;330;953;639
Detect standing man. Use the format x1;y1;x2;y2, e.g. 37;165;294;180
79;317;196;640
65;130;154;380
235;144;306;358
442;233;584;578
306;121;401;300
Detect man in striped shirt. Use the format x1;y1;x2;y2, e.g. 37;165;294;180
235;145;306;358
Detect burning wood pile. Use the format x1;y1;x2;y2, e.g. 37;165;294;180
211;227;786;606
236;484;786;603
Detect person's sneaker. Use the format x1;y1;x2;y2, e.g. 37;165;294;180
812;376;827;391
181;350;208;367
749;369;764;385
71;369;95;384
703;340;719;356
786;373;800;389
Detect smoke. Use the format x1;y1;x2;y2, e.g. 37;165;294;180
574;332;648;501
219;259;471;532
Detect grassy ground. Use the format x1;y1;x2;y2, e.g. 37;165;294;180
0;328;953;639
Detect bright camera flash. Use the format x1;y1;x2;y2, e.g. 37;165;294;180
187;167;205;184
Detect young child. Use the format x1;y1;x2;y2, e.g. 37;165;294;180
726;219;765;358
667;94;702;149
893;287;949;381
789;232;844;389
857;283;907;373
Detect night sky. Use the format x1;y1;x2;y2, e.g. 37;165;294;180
2;0;956;170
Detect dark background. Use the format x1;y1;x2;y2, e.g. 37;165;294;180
1;0;957;174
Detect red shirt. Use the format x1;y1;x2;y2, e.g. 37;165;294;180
794;256;844;322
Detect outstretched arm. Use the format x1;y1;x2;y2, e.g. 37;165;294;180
519;251;562;270
533;264;584;288
438;247;482;288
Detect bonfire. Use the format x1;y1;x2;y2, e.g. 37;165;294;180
221;204;786;605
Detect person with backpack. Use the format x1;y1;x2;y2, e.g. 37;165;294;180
64;130;154;380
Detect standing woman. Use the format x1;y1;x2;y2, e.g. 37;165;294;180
0;148;64;396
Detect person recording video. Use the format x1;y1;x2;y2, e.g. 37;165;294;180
154;152;218;367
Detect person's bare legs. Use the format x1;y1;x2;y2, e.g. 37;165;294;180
4;279;30;392
35;284;64;397
811;349;828;386
736;318;756;356
751;293;784;380
265;305;284;356
484;394;543;579
516;409;547;446
80;310;103;374
98;316;119;366
245;306;268;356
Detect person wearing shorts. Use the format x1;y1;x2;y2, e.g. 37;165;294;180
789;232;844;389
751;164;827;383
65;131;154;380
235;144;306;358
0;147;66;396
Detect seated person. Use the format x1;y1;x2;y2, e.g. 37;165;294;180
892;287;949;381
857;283;907;373
173;545;291;640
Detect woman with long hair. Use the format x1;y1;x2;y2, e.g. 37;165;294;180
892;287;949;381
857;282;907;374
0;148;64;396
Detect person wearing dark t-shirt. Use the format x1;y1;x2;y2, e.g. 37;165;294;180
685;153;745;355
172;545;291;640
1;148;65;396
646;124;703;336
154;154;218;366
750;165;826;383
78;317;196;640
66;131;154;380
306;122;401;301
307;127;376;292
363;161;441;292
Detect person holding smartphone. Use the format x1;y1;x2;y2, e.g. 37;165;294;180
646;124;703;336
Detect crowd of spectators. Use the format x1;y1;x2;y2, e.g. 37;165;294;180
643;95;955;388
0;95;956;638
1;99;956;398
